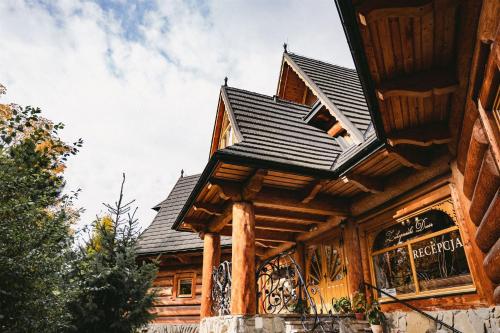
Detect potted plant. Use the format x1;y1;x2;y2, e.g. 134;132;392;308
366;301;385;333
352;291;367;320
332;297;352;314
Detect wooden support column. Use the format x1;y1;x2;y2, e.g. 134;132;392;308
343;221;363;298
200;233;221;319
230;202;256;315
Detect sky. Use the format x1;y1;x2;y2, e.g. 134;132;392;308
0;0;354;231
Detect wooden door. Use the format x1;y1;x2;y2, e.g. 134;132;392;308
306;238;349;313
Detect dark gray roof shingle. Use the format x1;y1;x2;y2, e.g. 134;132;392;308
221;87;342;170
287;53;372;135
137;174;230;255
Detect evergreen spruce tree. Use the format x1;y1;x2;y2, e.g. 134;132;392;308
68;174;158;333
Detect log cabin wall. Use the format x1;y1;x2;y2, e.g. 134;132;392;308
151;264;203;324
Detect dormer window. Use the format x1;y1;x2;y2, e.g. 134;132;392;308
218;112;235;149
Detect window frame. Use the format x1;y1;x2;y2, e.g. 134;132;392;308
174;272;196;299
367;198;476;302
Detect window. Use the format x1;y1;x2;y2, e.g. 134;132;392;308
370;199;474;301
175;274;195;298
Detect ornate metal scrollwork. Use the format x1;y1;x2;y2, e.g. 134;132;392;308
256;249;325;332
211;261;231;316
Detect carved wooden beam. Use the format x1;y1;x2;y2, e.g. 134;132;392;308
207;203;233;232
255;221;309;233
255;208;327;225
387;146;432;170
327;122;344;137
208;178;242;201
260;243;295;260
253;187;349;216
193;202;223;216
219;226;295;243
341;174;383;193
301;179;327;204
295;216;344;242
357;0;433;26
181;218;206;232
174;254;189;264
242;169;267;200
376;69;458;100
387;122;452;147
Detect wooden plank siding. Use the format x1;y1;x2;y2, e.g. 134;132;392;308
150;265;203;324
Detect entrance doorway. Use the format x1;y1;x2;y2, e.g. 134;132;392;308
306;237;349;313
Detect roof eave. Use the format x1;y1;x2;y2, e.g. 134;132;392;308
333;0;387;142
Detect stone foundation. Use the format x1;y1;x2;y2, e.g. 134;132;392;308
385;306;500;333
200;315;286;333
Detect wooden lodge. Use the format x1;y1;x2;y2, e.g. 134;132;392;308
138;1;499;332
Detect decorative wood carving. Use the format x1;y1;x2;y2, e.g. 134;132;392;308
193;202;223;216
342;174;383;193
387;145;432;170
376;69;458;100
242;169;267;200
301;179;327;203
208;203;233;232
296;216;344;243
208;179;242;201
387;122;452;147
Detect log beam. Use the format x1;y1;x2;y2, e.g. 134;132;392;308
463;119;489;199
327;122;344;137
253;187;349;216
193;202;223;216
242;169;267;200
469;150;500;225
376;69;458;100
221;226;296;243
351;154;450;216
208;178;242;201
230;202;256;315
301;180;327;203
483;238;500;284
387;123;452;147
255;208;327;225
200;233;220;318
296;216;344;243
208;203;233;232
342;174;383;193
357;0;433;26
476;189;500;253
261;243;295;260
387;146;432;170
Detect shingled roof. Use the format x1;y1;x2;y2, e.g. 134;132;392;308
287;53;372;137
137;174;230;255
220;86;342;170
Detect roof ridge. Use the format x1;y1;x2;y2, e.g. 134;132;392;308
287;51;356;72
225;86;311;109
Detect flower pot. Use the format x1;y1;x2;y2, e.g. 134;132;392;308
370;324;383;333
355;312;365;320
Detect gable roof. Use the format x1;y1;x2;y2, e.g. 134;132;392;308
137;174;230;255
220;86;342;170
285;52;372;139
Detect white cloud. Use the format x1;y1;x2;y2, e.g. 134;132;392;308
0;0;354;230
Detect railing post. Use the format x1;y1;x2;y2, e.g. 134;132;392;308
230;201;256;315
201;232;221;319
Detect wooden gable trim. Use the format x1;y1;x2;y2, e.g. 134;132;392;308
208;87;244;157
283;53;365;144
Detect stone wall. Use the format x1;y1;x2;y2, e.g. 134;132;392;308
200;315;286;333
385;307;499;333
